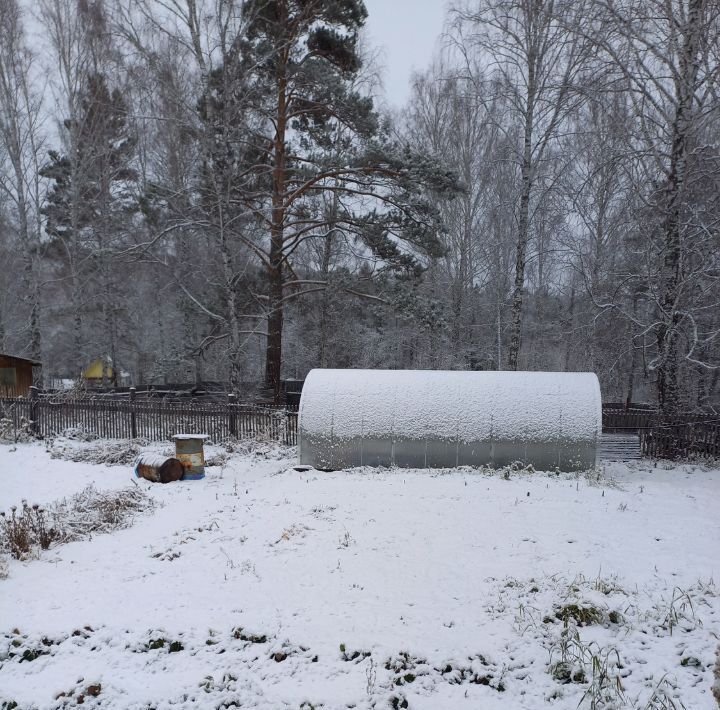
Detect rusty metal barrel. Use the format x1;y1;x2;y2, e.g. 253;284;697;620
173;434;209;480
134;454;185;484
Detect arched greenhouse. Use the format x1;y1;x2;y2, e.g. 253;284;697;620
298;369;602;472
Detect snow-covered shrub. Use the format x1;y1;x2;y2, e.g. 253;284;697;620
0;485;154;563
226;438;290;457
0;504;33;559
1;499;62;559
205;451;230;467
0;417;36;444
58;426;99;442
50;484;154;543
49;438;152;466
713;646;720;708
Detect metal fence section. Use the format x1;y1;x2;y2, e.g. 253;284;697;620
603;407;720;459
0;390;298;445
598;433;642;461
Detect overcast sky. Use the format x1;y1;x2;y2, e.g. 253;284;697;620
363;0;449;108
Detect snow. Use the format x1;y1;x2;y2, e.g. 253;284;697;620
301;369;601;442
1;442;719;709
1;443;136;509
299;369;602;469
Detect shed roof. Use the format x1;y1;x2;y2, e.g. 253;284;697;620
0;353;42;367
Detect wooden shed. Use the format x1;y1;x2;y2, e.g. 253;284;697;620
0;354;42;398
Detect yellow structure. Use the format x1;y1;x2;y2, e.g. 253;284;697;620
83;358;114;383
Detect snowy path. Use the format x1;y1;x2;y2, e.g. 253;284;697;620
1;443;719;709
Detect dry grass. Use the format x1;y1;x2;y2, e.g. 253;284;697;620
48;439;154;466
50;484;155;542
0;485;154;562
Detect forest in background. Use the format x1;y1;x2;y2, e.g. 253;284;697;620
0;0;718;414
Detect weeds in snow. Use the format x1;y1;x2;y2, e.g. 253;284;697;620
555;603;606;627
579;645;626;709
50;484;154;542
548;618;626;707
339;643;371;662
273;523;310;544
232;627;267;644
651;586;701;635
0;416;36;444
366;657;377;696
338;529;354;548
0;485;154;562
592;573;629;597
48;438;153;465
641;676;687;710
0;501;55;559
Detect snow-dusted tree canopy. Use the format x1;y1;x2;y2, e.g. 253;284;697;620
0;0;718;414
299;369;601;471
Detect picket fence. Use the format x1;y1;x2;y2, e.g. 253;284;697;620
2;393;718;459
0;391;298;446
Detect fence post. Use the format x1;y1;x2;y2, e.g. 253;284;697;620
29;386;40;435
129;387;137;439
228;393;238;438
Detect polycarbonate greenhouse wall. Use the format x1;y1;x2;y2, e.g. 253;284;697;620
298;369;602;472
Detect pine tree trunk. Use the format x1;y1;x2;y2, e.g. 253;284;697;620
265;38;289;404
265;263;284;402
0;301;5;352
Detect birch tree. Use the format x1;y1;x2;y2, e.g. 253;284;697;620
0;0;46;361
590;0;720;416
408;59;516;368
452;0;595;369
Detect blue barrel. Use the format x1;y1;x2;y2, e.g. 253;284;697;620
173;435;209;480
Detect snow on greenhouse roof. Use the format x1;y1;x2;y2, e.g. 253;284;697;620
299;369;602;444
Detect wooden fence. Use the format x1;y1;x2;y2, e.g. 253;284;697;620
603;407;720;459
602;407;657;433
0;391;298;446
639;422;720;460
2;393;719;459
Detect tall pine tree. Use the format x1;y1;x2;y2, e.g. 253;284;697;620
233;0;459;400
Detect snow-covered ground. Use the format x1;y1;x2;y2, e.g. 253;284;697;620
1;441;718;709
